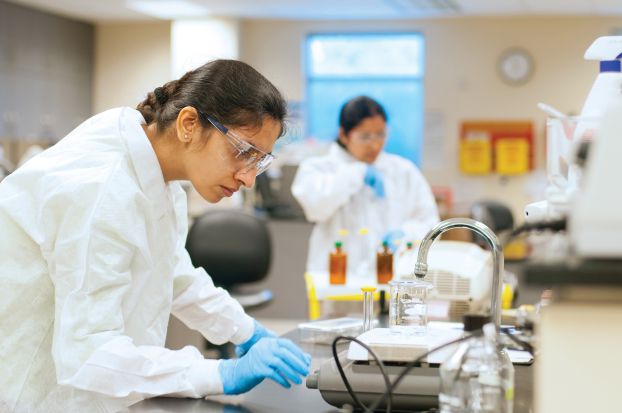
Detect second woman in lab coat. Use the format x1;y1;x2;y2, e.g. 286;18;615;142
292;96;439;276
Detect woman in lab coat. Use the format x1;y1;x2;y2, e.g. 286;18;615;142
292;96;440;276
0;60;310;413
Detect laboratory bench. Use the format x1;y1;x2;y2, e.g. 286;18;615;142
131;328;535;413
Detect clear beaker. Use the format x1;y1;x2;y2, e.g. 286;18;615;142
389;278;434;335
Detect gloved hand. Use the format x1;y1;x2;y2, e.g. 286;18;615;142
364;165;385;199
383;229;405;252
235;320;277;357
219;337;312;395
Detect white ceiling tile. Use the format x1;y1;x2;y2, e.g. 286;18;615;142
521;0;593;14
593;0;622;15
5;0;622;22
455;0;523;15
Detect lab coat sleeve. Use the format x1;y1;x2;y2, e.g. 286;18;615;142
170;247;254;346
399;164;440;240
47;182;223;400
292;159;367;222
169;184;254;346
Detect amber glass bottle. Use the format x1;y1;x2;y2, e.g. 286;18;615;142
376;241;394;284
329;241;347;285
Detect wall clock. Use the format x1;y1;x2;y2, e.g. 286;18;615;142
498;48;534;86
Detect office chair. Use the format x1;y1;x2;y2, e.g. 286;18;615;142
470;200;514;238
470;200;520;306
186;209;274;309
186;209;274;358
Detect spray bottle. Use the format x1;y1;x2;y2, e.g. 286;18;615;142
571;36;622;188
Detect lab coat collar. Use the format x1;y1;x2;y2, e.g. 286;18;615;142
120;107;171;218
329;142;359;163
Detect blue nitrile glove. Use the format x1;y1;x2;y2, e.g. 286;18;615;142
364;165;386;199
235;320;277;357
383;229;405;252
218;337;312;395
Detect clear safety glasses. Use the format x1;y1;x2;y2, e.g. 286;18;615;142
350;130;388;143
205;115;275;176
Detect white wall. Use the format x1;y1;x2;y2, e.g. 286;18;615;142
94;22;171;112
239;16;622;220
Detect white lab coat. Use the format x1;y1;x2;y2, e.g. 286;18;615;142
292;143;440;276
0;107;254;413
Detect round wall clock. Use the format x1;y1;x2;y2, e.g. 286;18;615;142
498;48;534;85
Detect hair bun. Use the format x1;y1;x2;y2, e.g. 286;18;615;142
154;87;168;104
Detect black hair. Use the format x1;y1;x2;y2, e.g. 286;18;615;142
337;96;387;148
137;59;287;136
339;96;387;134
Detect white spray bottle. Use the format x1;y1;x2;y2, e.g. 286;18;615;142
578;36;622;125
570;36;622;189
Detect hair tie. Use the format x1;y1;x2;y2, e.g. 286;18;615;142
154;87;168;104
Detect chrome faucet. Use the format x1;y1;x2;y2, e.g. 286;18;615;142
414;218;504;329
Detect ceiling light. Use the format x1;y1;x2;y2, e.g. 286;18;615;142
126;0;210;20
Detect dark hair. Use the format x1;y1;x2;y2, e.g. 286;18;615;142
137;59;287;136
338;96;388;136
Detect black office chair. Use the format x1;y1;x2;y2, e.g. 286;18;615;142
186;209;274;309
470;200;520;306
470;200;514;241
186;209;274;358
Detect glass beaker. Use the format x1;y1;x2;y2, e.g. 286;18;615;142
389;278;434;335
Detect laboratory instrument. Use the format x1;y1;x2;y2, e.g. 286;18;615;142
519;37;622;412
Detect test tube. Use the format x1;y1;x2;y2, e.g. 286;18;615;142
361;286;376;332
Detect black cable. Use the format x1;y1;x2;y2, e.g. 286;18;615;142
366;331;480;412
503;218;567;246
331;335;393;413
330;327;534;412
500;327;535;355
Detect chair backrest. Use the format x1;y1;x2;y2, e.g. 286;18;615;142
186;210;272;289
470;200;514;247
470;200;514;233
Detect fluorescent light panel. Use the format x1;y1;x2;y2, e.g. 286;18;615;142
126;0;210;19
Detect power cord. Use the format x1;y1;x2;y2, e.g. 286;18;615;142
366;332;479;413
503;218;567;245
331;336;392;413
500;327;535;355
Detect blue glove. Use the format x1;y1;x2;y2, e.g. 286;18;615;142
383;229;405;252
235;320;277;357
219;337;312;395
364;165;386;199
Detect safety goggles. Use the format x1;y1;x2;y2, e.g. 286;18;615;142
350;130;388;143
205;115;275;176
